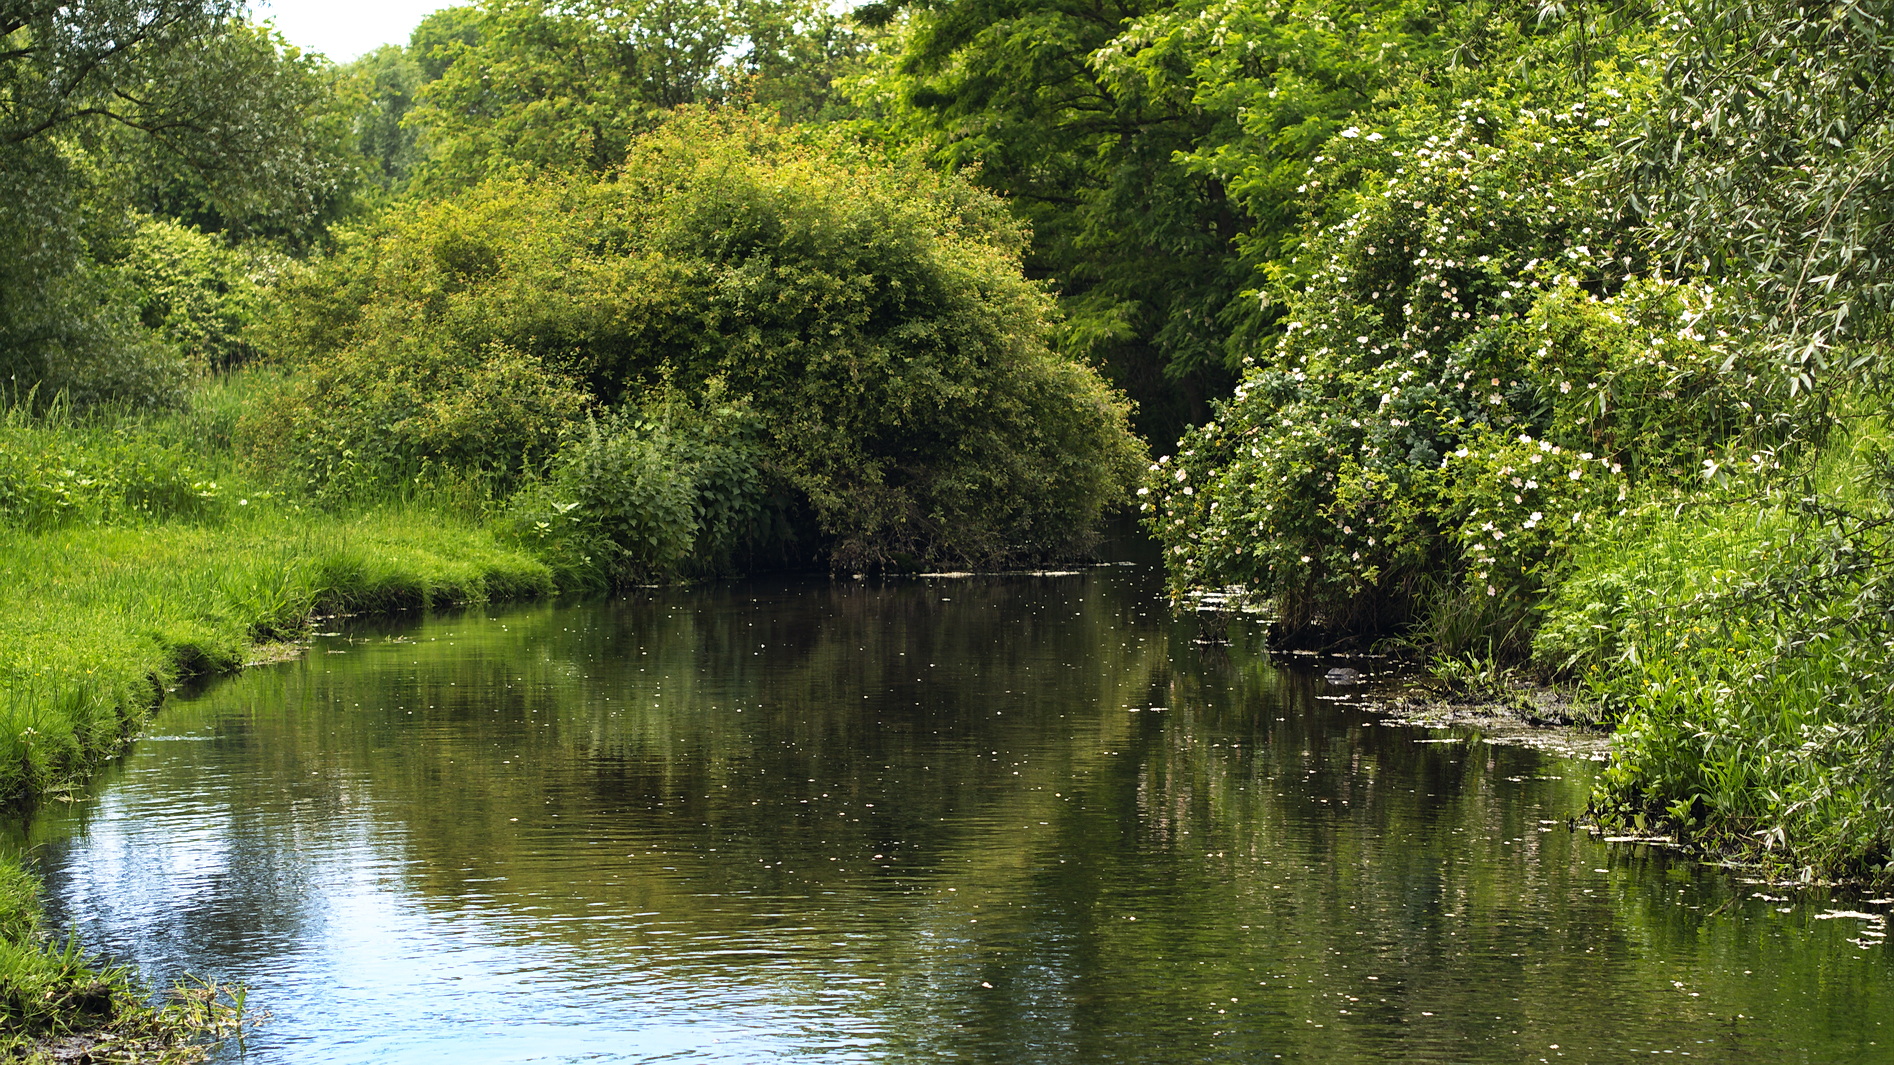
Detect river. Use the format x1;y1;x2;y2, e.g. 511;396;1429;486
8;566;1891;1062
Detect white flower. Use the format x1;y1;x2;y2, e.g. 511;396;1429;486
1568;469;1582;480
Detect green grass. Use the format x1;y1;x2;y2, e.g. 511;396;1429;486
1538;407;1894;883
0;512;554;800
0;374;560;1050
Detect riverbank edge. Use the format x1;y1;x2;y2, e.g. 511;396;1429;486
1194;578;1894;890
0;516;560;1057
1334;669;1893;892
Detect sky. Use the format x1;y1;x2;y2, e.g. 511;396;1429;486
251;0;449;63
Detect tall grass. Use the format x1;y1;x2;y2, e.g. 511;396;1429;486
1539;408;1894;882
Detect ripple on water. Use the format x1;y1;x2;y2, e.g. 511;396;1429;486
8;571;1892;1064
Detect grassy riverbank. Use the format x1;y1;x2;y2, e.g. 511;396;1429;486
0;863;251;1060
0;517;548;1055
0;515;553;797
0;385;560;1051
1541;411;1894;882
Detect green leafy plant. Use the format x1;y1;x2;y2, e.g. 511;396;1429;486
260;111;1142;570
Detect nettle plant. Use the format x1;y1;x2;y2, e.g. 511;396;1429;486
1147;95;1791;648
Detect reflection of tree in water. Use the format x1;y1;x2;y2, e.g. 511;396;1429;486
19;571;1894;1063
24;712;380;977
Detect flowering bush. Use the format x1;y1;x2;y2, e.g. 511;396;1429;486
1146;89;1797;648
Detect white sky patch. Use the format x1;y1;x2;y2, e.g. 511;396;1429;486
250;0;452;63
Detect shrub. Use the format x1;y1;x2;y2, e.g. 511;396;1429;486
258;112;1143;568
1145;93;1799;648
240;336;590;507
0;144;190;412
1539;412;1894;879
507;392;769;584
118;216;274;371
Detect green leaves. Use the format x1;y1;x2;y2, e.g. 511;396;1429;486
858;0;1244;441
405;0;867;194
259;114;1142;571
1141;37;1802;648
0;7;366;407
1624;0;1894;386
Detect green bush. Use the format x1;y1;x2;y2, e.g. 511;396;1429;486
258;112;1143;569
118;216;274;371
240;335;590;507
1540;412;1894;881
507;393;769;584
0;143;191;412
1145;93;1799;648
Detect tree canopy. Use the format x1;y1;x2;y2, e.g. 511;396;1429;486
403;0;867;194
253;115;1144;572
0;2;360;404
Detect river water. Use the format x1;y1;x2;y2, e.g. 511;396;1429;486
8;566;1892;1063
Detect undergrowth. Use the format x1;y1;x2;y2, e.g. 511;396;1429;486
1539;407;1894;883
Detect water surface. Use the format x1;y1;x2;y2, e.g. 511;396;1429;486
11;568;1893;1062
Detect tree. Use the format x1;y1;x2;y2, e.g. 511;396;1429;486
1;2;364;403
90;21;364;249
854;0;1240;443
1;1;241;147
1619;0;1894;390
343;44;426;194
3;3;357;239
406;0;866;194
256;114;1144;570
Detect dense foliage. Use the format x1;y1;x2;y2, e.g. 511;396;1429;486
1568;0;1894;879
1133;0;1894;879
399;0;867;194
1148;76;1797;645
848;0;1239;439
254;116;1142;574
0;4;359;408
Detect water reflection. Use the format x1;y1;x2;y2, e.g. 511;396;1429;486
9;568;1892;1063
